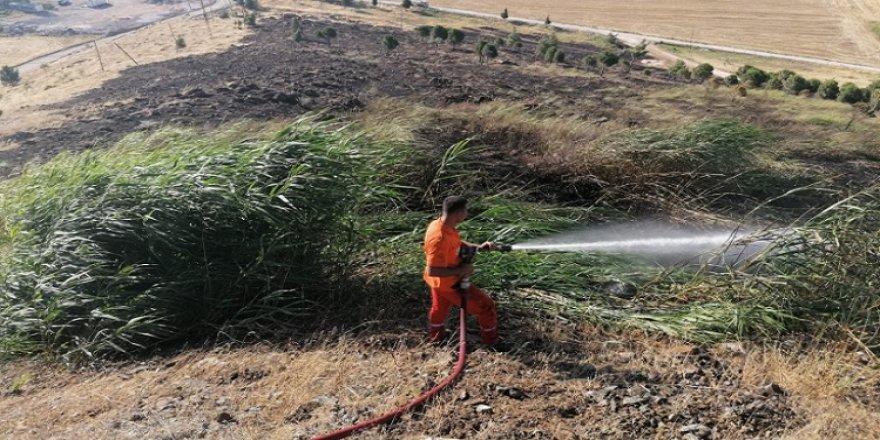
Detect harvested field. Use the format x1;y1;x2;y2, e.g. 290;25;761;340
431;0;880;68
0;35;94;66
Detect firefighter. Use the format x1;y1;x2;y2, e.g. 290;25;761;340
423;195;499;347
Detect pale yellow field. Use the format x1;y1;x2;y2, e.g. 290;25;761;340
431;0;880;67
0;14;251;147
0;35;95;67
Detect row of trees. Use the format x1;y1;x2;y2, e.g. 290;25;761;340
735;64;880;105
414;25;465;50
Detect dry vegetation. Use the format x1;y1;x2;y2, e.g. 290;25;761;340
0;13;251;147
431;0;880;67
0;35;94;66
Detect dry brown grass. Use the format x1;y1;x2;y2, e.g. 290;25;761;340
431;0;880;68
0;13;251;146
0;35;95;67
739;344;880;440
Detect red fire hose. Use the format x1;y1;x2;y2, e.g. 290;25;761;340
311;295;469;440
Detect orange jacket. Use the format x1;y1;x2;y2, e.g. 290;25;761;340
423;218;462;290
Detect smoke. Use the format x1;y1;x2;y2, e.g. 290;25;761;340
512;221;770;268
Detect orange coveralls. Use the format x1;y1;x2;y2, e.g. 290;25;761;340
423;218;498;345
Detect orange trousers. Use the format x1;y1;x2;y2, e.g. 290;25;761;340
428;285;498;345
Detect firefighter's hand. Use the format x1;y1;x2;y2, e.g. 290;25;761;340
478;241;496;251
460;263;474;276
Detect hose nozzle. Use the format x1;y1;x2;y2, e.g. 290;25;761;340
496;244;512;252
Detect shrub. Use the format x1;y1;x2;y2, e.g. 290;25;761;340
581;55;598;70
507;32;522;50
382;34;399;54
415;25;432;39
175;36;186;49
838;82;866;104
692;63;714;82
544;16;551;25
543;46;557;62
668;60;690;80
401;0;411;8
783;74;808;95
597;50;619;74
482;43;498;61
536;34;558;58
737;65;769;87
431;25;448;44
500;8;508;19
218;10;229;19
553;49;565;63
243;0;258;10
475;40;488;63
447;29;465;50
0;65;21;86
494;37;506;48
0;121;394;360
317;27;337;45
243;12;257;27
724;74;739;86
806;78;821;94
372;0;377;5
817;80;839;100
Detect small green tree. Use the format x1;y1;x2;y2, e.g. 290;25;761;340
724;74;739;86
507;32;523;50
482;43;498;62
475;40;488;63
175;36;186;49
817;79;840;100
382;34;399;55
544;46;557;62
317;27;337;45
500;8;508;19
838;82;866;104
0;66;21;86
447;29;465;50
806;78;821;94
868;80;880;92
597;50;618;76
536;34;558;58
401;0;411;9
494;37;506;48
415;25;432;39
693;63;714;82
431;25;448;44
625;40;648;68
545;16;551;25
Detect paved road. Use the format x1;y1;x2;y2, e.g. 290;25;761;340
387;2;880;75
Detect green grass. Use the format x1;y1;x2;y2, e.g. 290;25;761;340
2;113;879;362
0;119;408;361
